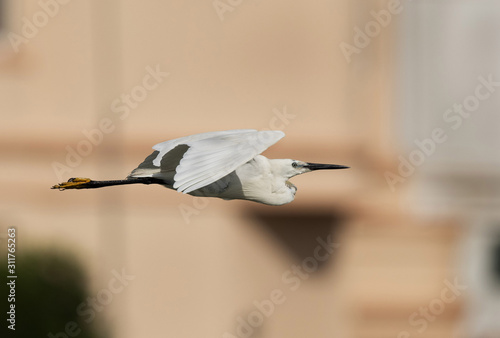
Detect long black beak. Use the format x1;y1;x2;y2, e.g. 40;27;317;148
305;162;350;171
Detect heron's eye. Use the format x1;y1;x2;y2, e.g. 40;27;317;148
292;162;298;168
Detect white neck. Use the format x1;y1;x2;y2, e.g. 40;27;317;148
236;156;297;205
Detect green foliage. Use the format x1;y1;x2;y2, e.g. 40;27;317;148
1;249;106;338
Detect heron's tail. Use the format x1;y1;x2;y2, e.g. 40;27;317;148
51;177;164;190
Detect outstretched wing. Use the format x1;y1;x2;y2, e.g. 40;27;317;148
128;130;254;178
151;129;284;194
151;129;255;166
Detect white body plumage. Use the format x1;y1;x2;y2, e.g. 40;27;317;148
53;129;347;205
127;129;347;206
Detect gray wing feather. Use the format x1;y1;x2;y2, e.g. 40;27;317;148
129;129;285;194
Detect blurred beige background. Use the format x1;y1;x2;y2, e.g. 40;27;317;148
1;0;500;337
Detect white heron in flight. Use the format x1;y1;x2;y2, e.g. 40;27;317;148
52;129;348;205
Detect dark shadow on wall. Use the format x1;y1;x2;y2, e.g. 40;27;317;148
491;232;500;286
247;207;346;273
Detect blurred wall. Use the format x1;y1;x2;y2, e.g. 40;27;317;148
2;0;498;337
398;1;500;336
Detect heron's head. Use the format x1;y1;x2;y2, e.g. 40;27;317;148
264;159;348;204
272;159;349;180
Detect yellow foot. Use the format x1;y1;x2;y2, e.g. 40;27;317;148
51;177;92;190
